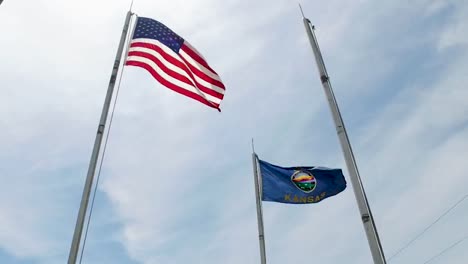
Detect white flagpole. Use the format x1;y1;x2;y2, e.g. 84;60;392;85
299;5;387;264
67;10;133;264
252;146;267;264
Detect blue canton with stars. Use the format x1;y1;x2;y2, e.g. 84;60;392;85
133;17;185;53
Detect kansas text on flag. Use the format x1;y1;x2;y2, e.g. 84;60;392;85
126;17;225;110
259;159;346;204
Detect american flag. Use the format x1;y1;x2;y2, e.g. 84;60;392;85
125;17;225;110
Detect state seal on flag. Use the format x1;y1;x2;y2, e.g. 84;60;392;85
291;170;317;193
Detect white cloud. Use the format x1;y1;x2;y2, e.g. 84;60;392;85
438;0;468;50
1;0;467;263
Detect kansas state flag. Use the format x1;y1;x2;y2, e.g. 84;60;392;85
259;159;346;204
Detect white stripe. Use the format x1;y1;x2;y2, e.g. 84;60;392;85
128;46;195;85
194;76;225;95
179;47;223;84
197;79;225;95
127;56;222;104
128;46;225;95
130;38;184;63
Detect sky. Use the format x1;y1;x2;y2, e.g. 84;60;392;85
1;0;468;263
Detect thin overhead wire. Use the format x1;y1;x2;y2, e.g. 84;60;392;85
388;194;468;261
422;235;468;264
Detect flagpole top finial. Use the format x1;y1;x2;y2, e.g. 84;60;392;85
251;138;256;153
298;3;305;18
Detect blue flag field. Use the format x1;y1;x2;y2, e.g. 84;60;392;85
259;159;347;204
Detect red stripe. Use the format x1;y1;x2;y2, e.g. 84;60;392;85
127;50;194;87
180;44;219;75
130;42;187;71
130;42;224;99
126;60;219;109
180;56;225;90
196;83;224;100
176;58;225;100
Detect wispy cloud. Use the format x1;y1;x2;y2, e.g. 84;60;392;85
1;0;467;263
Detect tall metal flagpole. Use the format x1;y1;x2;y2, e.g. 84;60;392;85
67;11;133;264
252;141;267;264
299;5;387;264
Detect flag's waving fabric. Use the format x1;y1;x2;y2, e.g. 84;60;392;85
126;17;225;110
259;159;346;204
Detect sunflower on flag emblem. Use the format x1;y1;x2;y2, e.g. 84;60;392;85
291;171;317;193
